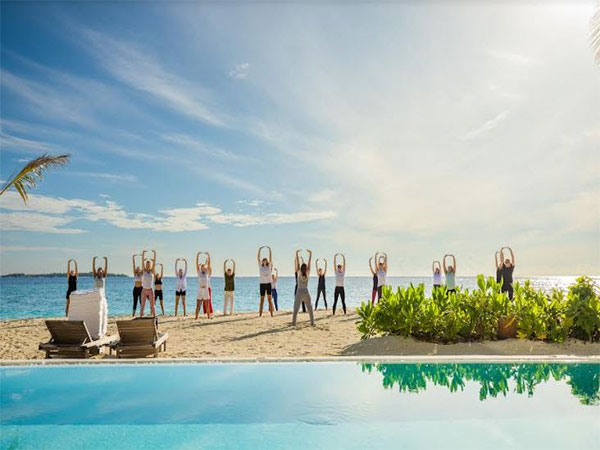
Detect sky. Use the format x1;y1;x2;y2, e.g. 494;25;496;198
0;2;599;276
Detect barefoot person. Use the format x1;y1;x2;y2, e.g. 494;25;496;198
257;246;275;317
175;258;187;316
369;257;378;305
223;259;235;316
315;258;328;310
500;247;516;299
132;254;143;317
443;254;457;294
154;263;164;315
292;249;315;327
65;259;78;316
140;250;157;317
92;256;108;290
195;252;213;319
375;252;388;301
333;253;346;315
495;250;502;284
432;261;442;291
294;255;307;313
271;268;279;311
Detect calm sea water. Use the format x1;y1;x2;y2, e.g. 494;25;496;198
0;275;593;320
1;362;598;449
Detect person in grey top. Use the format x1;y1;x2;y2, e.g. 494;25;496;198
292;249;315;327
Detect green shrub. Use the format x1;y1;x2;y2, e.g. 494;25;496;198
355;274;600;343
566;276;600;341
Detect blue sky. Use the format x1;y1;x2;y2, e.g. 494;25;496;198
1;2;598;276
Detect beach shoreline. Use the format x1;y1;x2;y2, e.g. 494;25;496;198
1;309;599;361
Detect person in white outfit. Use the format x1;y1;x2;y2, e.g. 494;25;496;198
195;252;213;319
375;252;388;301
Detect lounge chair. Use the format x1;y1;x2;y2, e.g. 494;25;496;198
39;320;117;359
110;317;168;358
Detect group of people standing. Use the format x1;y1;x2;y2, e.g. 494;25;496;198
64;246;516;324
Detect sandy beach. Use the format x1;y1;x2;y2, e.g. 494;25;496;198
1;309;599;360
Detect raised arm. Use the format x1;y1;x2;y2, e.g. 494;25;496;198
494;251;501;269
306;249;313;274
206;252;212;275
295;249;301;272
92;257;97;277
257;246;263;264
132;254;137;275
103;257;108;276
451;255;456;272
342;254;346;271
500;248;506;266
151;250;157;273
74;259;78;277
175;258;180;276
67;259;71;278
443;255;448;274
232;259;236;275
369;257;375;275
196;252;202;272
268;246;272;265
141;250;147;268
223;259;228;275
382;253;388;271
507;247;515;266
159;263;164;278
183;259;188;277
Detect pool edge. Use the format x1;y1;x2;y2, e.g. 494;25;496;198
1;354;599;366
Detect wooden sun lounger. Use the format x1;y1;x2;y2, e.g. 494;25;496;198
39;320;117;359
110;317;168;358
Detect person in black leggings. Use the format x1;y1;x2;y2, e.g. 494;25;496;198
333;253;346;315
65;259;78;316
154;263;164;315
314;258;328;310
500;247;516;299
295;255;307;313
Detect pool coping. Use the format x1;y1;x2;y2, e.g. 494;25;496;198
1;354;599;366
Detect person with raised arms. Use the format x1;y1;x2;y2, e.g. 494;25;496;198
195;252;213;319
314;258;328;310
223;259;236;316
175;258;187;316
132;254;143;317
333;253;346;315
271;268;279;311
154;263;165;315
375;252;388;301
292;249;315;327
495;250;502;284
432;260;442;291
294;255;307;313
500;247;516;299
443;254;457;294
65;259;78;316
140;250;157;317
92;256;108;290
257;246;275;317
369;257;378;305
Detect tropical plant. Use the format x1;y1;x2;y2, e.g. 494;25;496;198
566;276;600;341
356;275;599;344
0;153;70;203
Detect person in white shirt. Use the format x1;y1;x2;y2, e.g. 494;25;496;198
432;260;442;291
140;250;156;317
271;268;279;311
375;251;388;301
333;253;346;315
175;258;187;316
257;246;275;317
195;252;213;319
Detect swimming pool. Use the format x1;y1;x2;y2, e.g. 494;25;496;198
1;362;598;449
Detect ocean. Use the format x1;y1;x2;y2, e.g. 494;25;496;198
0;275;591;320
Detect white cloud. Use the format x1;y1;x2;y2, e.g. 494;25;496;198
81;29;226;126
0;245;82;253
487;49;534;66
460;110;510;141
0;192;335;233
66;171;138;184
229;62;250;79
161;134;242;161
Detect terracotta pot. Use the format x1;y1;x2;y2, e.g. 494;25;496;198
497;316;517;339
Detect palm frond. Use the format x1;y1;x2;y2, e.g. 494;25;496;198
0;153;71;203
592;5;600;65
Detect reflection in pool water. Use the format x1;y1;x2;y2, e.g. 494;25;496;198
1;362;599;449
361;363;600;405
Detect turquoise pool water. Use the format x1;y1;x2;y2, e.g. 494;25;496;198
1;362;599;449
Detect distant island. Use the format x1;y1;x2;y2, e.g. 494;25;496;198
1;272;129;278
